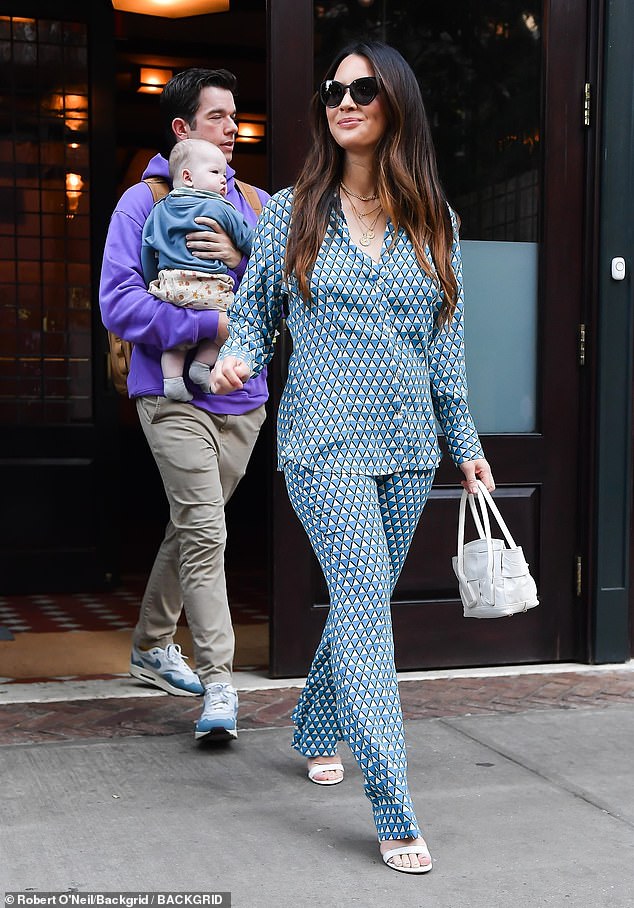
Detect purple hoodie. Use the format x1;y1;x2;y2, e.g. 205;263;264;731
99;153;269;414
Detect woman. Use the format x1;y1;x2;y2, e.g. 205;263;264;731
211;41;494;874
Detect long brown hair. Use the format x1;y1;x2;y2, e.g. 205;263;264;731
285;41;458;326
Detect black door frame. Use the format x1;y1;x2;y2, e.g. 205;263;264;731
592;0;634;662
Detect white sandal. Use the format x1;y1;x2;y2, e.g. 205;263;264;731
382;842;433;874
307;762;345;786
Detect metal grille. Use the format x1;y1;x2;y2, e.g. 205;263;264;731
0;15;91;425
456;169;539;242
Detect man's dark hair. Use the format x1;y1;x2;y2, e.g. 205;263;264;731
159;67;238;154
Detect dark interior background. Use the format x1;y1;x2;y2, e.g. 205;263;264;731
111;0;269;580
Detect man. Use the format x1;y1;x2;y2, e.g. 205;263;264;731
99;69;269;741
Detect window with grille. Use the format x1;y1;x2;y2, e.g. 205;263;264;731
0;14;91;425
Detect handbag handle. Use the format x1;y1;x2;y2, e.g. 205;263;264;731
456;480;518;580
472;479;517;549
467;494;486;539
457;482;493;578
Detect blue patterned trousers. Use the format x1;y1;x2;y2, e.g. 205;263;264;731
283;465;435;841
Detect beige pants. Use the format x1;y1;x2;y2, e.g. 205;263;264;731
134;396;266;685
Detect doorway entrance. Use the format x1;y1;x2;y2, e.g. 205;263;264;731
0;1;271;678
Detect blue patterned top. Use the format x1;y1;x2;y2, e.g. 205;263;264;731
220;187;484;475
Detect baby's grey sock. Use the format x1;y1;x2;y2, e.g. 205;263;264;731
163;377;193;402
188;360;212;393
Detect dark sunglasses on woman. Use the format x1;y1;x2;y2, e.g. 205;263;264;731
319;76;380;108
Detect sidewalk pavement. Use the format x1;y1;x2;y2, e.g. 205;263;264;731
1;664;633;907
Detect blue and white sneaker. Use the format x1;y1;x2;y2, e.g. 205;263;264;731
194;682;238;740
130;643;204;697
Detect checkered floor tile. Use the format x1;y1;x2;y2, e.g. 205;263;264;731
0;572;268;635
0;590;143;634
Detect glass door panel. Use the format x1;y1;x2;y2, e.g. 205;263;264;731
315;0;542;435
0;4;116;594
462;240;538;432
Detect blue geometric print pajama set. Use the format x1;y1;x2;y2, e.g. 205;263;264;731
220;187;484;841
285;466;434;839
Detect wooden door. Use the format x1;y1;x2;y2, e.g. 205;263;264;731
267;0;590;675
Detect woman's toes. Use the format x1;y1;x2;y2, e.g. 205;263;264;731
382;837;432;870
323;770;342;782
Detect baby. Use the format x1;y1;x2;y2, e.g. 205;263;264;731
141;138;253;401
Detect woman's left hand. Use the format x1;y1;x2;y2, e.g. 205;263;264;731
186;217;242;269
210;355;252;394
459;458;495;494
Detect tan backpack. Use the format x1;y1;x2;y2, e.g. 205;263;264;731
106;175;263;395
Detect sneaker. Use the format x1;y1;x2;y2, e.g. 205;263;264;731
195;682;238;741
130;643;204;697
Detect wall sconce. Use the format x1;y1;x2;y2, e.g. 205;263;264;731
112;0;229;17
236;115;266;145
65;172;84;219
138;67;173;94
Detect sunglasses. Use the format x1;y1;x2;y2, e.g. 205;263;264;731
319;76;380;108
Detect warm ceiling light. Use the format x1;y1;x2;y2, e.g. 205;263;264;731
138;67;173;94
111;0;229;17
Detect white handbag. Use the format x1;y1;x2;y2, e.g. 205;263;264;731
452;479;539;618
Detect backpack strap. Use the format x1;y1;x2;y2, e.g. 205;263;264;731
143;176;170;203
106;177;169;396
144;174;261;213
234;178;263;217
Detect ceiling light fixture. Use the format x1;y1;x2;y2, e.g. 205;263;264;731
111;0;229;17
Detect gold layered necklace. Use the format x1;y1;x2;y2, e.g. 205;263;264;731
340;181;378;202
340;184;384;246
